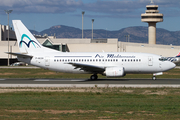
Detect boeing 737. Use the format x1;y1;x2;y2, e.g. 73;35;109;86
7;20;176;80
164;52;180;64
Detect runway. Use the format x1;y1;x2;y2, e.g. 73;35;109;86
0;78;180;87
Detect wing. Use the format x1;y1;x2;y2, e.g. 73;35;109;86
68;63;105;74
6;52;33;58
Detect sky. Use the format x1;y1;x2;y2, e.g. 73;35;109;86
0;0;180;32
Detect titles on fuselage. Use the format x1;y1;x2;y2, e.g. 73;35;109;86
95;54;136;58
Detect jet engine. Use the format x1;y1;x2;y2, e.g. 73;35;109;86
104;67;125;77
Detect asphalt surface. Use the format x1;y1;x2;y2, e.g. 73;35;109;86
0;78;180;87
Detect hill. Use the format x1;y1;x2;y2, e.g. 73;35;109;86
30;25;180;45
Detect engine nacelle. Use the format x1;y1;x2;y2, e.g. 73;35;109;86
104;67;125;77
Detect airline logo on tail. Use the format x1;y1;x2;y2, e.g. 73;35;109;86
176;52;180;57
19;34;41;48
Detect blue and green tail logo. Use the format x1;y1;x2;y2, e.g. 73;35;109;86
19;34;41;48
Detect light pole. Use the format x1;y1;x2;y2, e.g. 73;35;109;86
127;35;130;42
124;35;130;42
82;11;85;39
124;35;127;42
4;10;13;66
92;19;94;39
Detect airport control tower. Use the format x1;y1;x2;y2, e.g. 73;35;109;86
141;0;163;44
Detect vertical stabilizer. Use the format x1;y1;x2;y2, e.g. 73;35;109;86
12;20;43;54
176;52;180;57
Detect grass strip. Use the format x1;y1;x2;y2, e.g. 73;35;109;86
0;87;180;119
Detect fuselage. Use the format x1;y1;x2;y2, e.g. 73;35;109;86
18;52;176;75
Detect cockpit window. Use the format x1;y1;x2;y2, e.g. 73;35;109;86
159;57;168;61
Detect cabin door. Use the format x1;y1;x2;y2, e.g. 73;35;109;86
148;56;153;66
45;56;50;66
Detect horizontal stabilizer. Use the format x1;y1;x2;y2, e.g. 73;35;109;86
6;52;33;58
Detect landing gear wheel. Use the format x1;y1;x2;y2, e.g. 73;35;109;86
90;74;98;80
152;76;156;80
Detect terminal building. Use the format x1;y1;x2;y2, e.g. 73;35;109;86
0;1;179;66
0;34;179;66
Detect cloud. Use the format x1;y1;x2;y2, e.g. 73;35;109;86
0;0;180;18
0;0;83;13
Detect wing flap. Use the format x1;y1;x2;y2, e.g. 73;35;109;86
68;63;105;73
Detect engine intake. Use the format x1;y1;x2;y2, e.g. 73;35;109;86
104;67;125;77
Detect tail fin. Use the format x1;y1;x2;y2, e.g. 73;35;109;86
12;20;43;54
176;52;180;57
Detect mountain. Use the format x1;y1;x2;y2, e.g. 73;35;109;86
30;25;180;45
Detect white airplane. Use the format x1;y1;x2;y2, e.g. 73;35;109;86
7;20;176;80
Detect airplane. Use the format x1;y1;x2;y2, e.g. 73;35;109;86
163;52;180;64
7;20;176;80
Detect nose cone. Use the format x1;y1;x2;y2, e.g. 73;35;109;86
162;61;176;71
169;62;176;69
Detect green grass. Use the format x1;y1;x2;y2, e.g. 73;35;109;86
0;87;180;119
0;68;179;79
0;68;180;119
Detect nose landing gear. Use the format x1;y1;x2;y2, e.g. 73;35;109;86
152;72;163;80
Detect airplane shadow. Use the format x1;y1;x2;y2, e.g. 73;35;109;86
78;78;152;82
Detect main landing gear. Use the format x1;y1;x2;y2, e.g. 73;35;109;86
152;76;156;80
90;74;98;80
